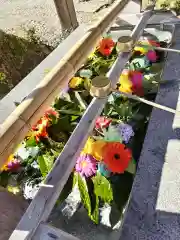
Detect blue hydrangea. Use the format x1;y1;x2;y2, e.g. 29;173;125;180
117;123;134;143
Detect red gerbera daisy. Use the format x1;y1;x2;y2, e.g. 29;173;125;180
102;142;132;173
98;38;115;56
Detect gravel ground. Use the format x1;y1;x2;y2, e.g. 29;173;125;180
0;0;113;47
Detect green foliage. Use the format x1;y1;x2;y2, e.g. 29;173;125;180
78;174;93;217
126;159;136;175
25;136;37;147
155;0;180;10
0;72;6;81
93;173;113;204
37;156;48;177
77;174;99;224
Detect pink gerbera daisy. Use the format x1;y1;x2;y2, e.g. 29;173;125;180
75;154;97;177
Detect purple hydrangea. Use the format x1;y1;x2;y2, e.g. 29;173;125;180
117;123;134;143
75;154;97;177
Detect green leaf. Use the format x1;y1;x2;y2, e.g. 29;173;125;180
37;155;48;177
59;109;83;116
71;115;80;122
93;173;113;203
26;136;37;147
58;172;77;204
78;174;91;216
52;116;73;132
126;159;136;174
90;195;99;224
86;178;99;224
42;153;54;172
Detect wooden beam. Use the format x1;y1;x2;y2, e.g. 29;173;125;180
53;0;78;30
9;10;152;240
0;0;130;168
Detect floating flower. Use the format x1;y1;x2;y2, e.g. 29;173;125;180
75;154;97;177
32;116;49;142
82;138;106;161
130;71;144;96
146;50;157;62
148;40;160;47
88;47;96;59
69;77;83;89
134;41;148;54
7;158;21;171
119;69;133;93
98;38;115;56
1;155;21;172
7;185;20;195
117;123;134;143
98;162;111;178
134;40;160;55
103;142;132;173
45;107;58;118
1;154;14;171
95;117;112;129
79;69;93;79
130;56;150;70
103;125;122;143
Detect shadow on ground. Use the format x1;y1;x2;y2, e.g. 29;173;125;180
0;30;53;99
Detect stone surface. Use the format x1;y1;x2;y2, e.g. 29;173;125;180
0;0;139;46
0;187;28;240
49;186;122;240
119;23;180;240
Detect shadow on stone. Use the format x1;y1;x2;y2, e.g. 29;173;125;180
120;82;180;239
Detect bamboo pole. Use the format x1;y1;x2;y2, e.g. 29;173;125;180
113;89;178;114
0;0;130;167
53;0;78;31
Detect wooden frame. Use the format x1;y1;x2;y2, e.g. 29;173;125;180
0;0;130;168
9;9;152;240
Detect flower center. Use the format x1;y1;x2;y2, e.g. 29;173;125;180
81;160;87;168
114;154;120;160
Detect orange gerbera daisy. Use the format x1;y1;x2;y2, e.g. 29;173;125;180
102;142;132;173
32;116;49;142
98;38;115;56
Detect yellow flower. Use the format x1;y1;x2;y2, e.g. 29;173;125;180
82;137;106;161
7;185;20;195
88;47;96;59
0;142;23;171
1;154;14;171
119;70;133;94
69;77;83;89
134;41;149;54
